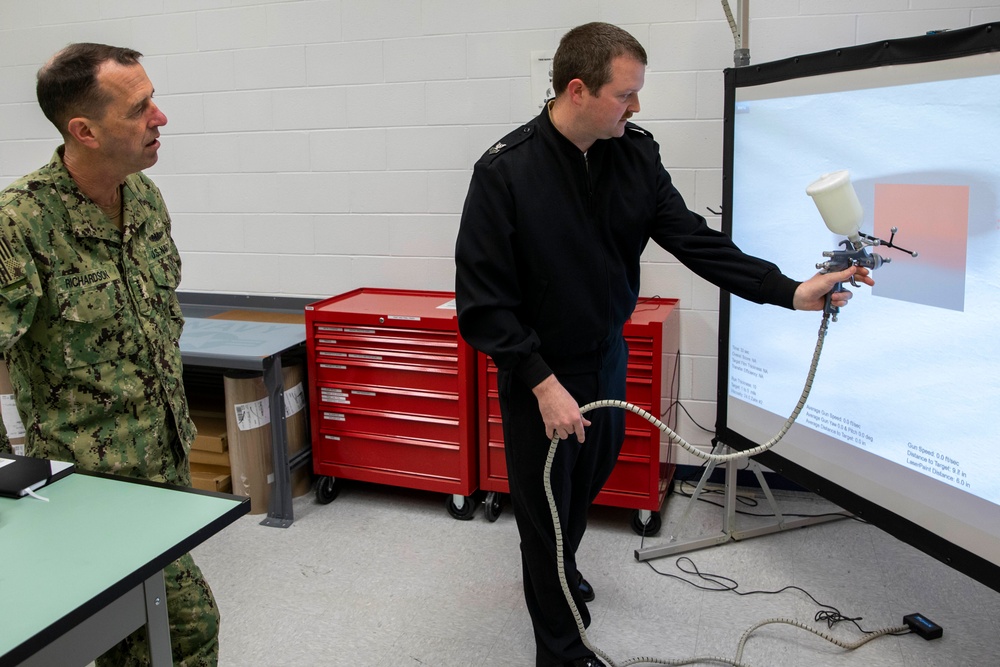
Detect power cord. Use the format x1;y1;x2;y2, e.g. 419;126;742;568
660;399;715;434
644;556;909;636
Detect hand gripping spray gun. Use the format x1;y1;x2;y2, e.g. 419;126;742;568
806;170;917;321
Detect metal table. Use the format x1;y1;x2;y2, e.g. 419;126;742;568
179;317;308;528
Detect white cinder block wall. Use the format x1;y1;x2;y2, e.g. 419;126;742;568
1;0;997;460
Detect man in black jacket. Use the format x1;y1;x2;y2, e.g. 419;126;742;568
454;22;870;667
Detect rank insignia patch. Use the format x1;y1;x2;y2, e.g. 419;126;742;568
488;142;507;155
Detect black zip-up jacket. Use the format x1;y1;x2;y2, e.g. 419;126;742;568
455;107;799;389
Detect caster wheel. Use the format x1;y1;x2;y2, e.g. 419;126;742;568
484;492;503;522
315;476;341;505
630;509;662;536
446;494;477;520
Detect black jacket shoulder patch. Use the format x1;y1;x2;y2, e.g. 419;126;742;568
481;124;535;160
625;122;653;139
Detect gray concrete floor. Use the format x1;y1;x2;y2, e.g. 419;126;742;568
192;479;1000;666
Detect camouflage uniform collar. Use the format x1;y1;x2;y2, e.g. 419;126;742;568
47;147;147;242
121;179;154;241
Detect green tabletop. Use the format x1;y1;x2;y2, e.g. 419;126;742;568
0;472;248;663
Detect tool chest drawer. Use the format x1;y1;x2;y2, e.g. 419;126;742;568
313;357;459;394
311;324;457;357
317;383;460;420
313;343;458;369
318;407;460;444
314;431;464;486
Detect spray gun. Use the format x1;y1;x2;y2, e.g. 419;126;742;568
806;170;918;321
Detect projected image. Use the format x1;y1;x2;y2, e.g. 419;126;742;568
723;43;1000;567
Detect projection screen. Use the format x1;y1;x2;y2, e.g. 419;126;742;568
717;23;1000;591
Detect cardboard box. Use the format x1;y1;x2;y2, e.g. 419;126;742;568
190;448;231;468
191;463;232;493
192;414;228;453
224;363;312;514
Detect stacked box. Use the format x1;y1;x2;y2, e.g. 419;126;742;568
190;412;232;493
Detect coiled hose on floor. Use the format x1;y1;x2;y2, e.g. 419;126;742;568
543;313;907;666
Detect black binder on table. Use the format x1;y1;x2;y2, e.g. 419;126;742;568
0;454;74;498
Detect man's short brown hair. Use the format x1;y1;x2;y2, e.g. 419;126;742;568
552;22;647;97
36;43;143;137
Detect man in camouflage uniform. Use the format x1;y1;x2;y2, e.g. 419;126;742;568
0;43;220;666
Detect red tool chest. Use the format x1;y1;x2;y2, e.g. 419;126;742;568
305;288;479;519
478;297;681;534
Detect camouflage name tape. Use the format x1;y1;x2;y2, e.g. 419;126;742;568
61;268;114;290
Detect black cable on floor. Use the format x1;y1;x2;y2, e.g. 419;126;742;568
643;555;912;637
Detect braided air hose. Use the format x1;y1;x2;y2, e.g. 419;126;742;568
541;312;905;666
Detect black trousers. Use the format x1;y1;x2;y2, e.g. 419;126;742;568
498;337;627;667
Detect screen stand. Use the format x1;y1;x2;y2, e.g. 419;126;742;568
634;442;851;562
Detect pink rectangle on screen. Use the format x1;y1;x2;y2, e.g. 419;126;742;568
873;183;969;311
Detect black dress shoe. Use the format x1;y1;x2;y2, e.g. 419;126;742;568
565;657;607;667
577;573;595;602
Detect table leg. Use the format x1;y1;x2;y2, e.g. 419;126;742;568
261;353;294;528
15;570;172;667
144;571;172;666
